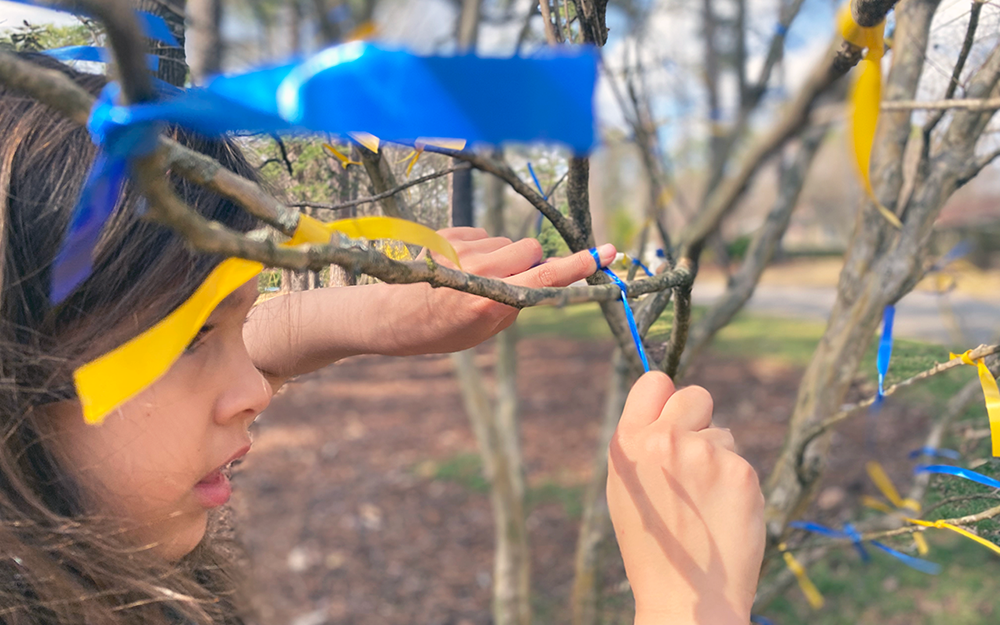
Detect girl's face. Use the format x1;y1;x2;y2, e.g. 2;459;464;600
46;281;272;560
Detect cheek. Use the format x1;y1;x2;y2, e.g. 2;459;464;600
59;371;216;519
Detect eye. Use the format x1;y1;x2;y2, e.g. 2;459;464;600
185;323;215;353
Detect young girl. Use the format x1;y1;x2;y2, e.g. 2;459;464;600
0;55;764;625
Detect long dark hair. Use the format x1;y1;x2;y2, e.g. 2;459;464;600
0;54;260;625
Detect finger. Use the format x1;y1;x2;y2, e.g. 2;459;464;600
657;385;714;432
507;243;616;289
478;238;544;278
698;427;736;452
438;227;489;242
455;236;512;258
617;371;676;435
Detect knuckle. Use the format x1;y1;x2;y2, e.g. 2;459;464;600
536;263;558;288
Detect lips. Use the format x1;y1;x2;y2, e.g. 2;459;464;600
193;444;250;509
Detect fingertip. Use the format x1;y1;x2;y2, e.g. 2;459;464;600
619;371;676;432
596;243;616;268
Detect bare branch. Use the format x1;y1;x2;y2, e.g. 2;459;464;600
537;0;559;45
886;97;1000;111
677;124;827;378
958;146;1000;186
287;164;471;212
662;275;693;379
800;343;1000;446
424;145;585;249
923;0;982;136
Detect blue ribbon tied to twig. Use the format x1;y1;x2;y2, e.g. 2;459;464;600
876;304;896;402
589;248;650;372
790;520;940;574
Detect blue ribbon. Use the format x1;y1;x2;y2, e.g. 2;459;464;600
63;43;595;151
589;248;650;372
774;23;789;36
915;464;1000;490
50;83;161;303
870;540;941;574
876;305;895;401
908;447;961;461
750;616;776;625
43;45;160;71
9;2;180;46
527;162;547;199
631;257;653;277
790;520;938;573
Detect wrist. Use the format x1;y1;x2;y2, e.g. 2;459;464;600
633;601;750;625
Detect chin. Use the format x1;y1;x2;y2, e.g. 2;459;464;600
152;510;209;561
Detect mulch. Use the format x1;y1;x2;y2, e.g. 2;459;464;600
228;337;932;625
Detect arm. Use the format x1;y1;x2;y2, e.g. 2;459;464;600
607;373;765;625
244;228;616;389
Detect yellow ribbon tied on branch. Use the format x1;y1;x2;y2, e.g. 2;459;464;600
907;518;1000;557
951;350;1000;456
863;461;929;555
838;3;901;229
75;214;459;424
779;543;825;609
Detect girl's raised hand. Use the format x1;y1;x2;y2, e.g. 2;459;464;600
607;372;765;625
383;227;617;355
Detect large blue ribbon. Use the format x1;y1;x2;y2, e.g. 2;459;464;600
915;464;1000;490
589;248;650;372
44;41;597;301
876;304;895;401
43;45;160;71
50;83;161;303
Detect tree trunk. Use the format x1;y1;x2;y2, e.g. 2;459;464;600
187;0;222;84
763;0;1000;539
570;349;630;625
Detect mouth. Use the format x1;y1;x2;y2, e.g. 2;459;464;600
192;445;251;509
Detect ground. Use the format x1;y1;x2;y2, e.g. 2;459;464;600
227;304;999;625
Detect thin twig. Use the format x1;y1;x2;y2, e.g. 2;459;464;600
923;0;982;136
802;343;1000;444
287;164;470;211
885;97;1000;111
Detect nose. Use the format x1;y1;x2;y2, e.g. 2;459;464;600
213;347;272;428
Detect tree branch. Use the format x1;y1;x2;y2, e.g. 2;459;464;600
886;97;1000;111
799;343;1000;447
922;0;982;136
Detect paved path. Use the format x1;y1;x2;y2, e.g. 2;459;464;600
692;282;998;346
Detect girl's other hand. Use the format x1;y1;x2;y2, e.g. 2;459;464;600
607;372;765;625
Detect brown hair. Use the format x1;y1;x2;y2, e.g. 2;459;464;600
0;54;260;625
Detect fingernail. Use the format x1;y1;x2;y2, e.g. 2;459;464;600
597;243;616;264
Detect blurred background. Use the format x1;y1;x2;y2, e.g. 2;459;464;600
2;0;1000;623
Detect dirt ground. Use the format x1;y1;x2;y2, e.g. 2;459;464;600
228;337;934;625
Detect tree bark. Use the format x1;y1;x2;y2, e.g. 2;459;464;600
186;0;221;83
134;0;187;87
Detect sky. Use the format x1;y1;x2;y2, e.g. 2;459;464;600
0;1;78;29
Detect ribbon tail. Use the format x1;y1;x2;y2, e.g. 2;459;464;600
975;359;1000;457
51;153;126;304
850;52;901;228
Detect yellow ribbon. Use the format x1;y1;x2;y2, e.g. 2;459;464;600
75;214;459;423
865;461;929;554
323;143;361;168
779;543;825;609
951;350;1000;456
349;132;380;153
838;3;901;229
907;518;1000;557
